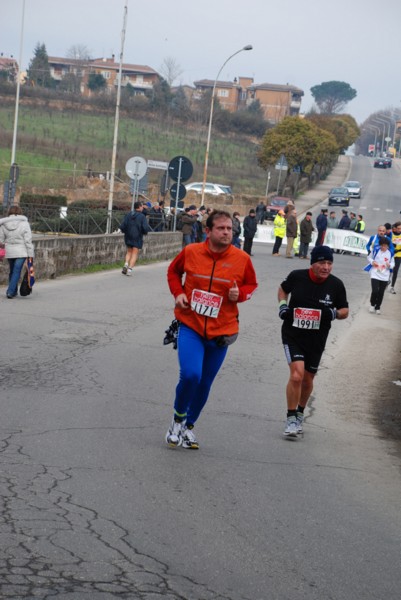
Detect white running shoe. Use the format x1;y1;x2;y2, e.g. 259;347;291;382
296;412;304;434
126;268;133;276
369;306;375;313
181;425;199;450
284;416;298;438
165;419;183;447
389;287;396;294
376;309;381;315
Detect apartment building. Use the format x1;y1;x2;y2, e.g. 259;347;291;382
48;55;160;96
193;76;304;123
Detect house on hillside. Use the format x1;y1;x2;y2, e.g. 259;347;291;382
0;55;18;83
48;55;160;96
193;76;304;123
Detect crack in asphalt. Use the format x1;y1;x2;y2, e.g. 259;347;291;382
0;430;244;600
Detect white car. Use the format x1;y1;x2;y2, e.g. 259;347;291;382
344;180;362;198
185;182;231;195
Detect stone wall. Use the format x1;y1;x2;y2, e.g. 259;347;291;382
0;232;182;285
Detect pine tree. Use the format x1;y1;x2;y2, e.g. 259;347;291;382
27;43;53;87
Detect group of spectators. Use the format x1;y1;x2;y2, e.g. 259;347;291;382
315;208;365;245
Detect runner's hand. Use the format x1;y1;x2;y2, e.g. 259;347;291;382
322;306;337;322
175;293;189;309
228;280;239;302
278;303;291;321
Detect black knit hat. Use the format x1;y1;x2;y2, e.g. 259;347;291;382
310;245;334;264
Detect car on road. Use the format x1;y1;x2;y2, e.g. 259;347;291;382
374;157;387;168
185;182;231;195
264;196;291;220
344;180;362;198
328;187;350;206
383;156;392;168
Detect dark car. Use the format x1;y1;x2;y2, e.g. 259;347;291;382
328;187;350;207
264;196;291;221
374;157;387;168
383;156;392;168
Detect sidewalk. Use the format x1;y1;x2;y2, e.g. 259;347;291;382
293;154;351;217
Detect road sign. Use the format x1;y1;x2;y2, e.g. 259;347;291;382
385;137;391;142
275;154;288;171
125;156;147;179
168;156;193;182
148;159;169;170
170;182;186;201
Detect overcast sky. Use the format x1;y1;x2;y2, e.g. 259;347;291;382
2;0;400;124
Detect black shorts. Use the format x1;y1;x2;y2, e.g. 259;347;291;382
282;333;326;374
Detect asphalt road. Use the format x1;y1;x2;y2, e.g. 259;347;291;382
1;156;401;599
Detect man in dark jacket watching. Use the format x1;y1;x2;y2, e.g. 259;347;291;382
315;208;328;246
243;209;258;255
181;205;198;247
120;201;151;275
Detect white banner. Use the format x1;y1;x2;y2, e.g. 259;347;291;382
241;225;369;255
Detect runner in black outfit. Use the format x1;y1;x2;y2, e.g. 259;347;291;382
277;245;349;438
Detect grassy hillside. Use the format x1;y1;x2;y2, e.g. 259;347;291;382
0;101;267;195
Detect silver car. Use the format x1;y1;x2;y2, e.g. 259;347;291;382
185;182;230;195
344;180;362;198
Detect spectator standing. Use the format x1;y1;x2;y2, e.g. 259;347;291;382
367;237;394;313
277;245;349;438
338;209;351;230
197;206;207;242
0;206;34;299
299;212;314;259
232;212;242;248
149;202;165;232
120;201;151;276
389;221;401;293
285;209;298;258
181;205;198;247
327;211;339;229
256;201;266;225
355;215;365;234
272;209;286;256
349;212;357;231
165;210;258;449
315;209;328;246
243;209;258;255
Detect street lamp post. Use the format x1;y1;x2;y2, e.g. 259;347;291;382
201;45;253;204
11;0;26;166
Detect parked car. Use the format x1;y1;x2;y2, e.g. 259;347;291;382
185;182;231;195
328;187;350;206
374;157;387;168
264;196;291;221
344;180;362;198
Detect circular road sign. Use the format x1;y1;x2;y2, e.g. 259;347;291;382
168;156;193;182
125;156;147;179
170;182;187;201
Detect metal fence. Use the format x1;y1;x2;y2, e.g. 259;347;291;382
2;204;175;235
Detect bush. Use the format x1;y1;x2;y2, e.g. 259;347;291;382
20;192;68;207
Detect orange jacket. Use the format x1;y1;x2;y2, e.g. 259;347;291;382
167;241;257;339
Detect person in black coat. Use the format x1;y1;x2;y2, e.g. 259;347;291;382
315;208;328;246
119;201;151;275
338;209;351;230
243;209;258;255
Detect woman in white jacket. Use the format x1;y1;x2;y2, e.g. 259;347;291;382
0;206;34;298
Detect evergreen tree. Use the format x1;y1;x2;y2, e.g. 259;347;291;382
27;43;53;87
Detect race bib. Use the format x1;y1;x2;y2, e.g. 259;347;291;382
191;289;223;318
293;308;321;330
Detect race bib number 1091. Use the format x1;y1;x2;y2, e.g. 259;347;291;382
191;289;223;318
293;307;321;330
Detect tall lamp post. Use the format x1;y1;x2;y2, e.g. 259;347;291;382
11;0;26;166
201;45;253;204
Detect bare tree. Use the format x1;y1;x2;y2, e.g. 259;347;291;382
66;44;92;61
159;56;183;86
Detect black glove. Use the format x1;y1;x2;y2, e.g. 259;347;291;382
278;303;292;321
322;306;337;323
